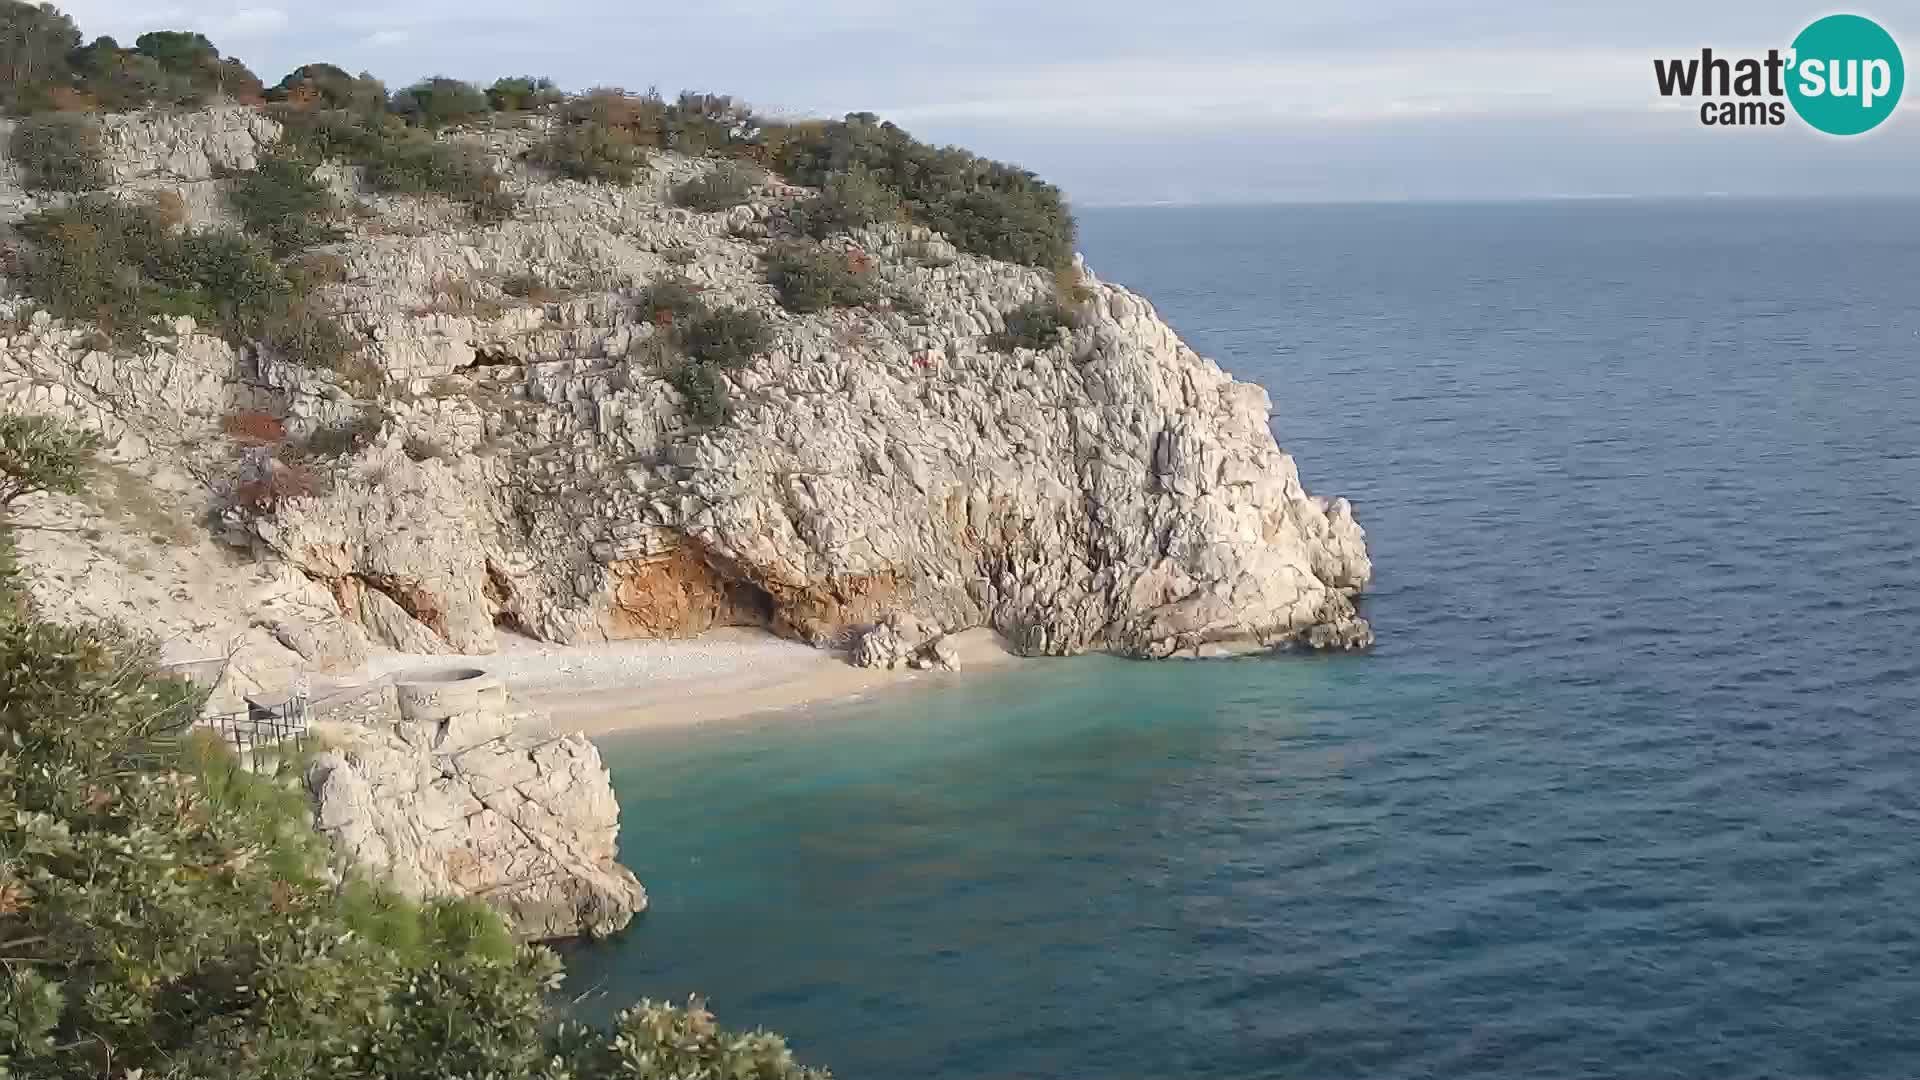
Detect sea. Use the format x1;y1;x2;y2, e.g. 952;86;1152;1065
565;199;1920;1078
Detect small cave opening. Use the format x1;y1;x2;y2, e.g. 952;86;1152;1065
603;544;778;640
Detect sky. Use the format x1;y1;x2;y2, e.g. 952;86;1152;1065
57;0;1920;205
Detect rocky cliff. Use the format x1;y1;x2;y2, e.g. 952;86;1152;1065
0;107;1370;671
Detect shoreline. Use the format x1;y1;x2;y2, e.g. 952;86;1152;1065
342;626;1024;737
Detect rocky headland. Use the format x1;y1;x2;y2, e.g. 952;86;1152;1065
0;102;1371;937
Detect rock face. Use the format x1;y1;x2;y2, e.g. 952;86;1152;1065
306;687;647;940
851;616;962;671
0;106;1371;677
242;132;1369;661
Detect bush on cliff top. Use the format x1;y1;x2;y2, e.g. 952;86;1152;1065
267;63;388;116
0;4;263;114
525;119;647;184
1;4;1074;262
795;164;901;239
0;412;829;1080
270;106;514;224
671;160;762;211
486;75;561;112
773;113;1075;269
390;75;488;130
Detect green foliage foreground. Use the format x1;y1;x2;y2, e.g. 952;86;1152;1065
0;413;829;1080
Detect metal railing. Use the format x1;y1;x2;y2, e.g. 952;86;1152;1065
198;688;311;763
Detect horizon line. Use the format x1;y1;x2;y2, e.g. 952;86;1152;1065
1075;191;1920;210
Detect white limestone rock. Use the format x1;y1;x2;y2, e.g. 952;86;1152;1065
306;708;648;941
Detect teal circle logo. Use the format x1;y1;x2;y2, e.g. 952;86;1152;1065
1787;14;1904;135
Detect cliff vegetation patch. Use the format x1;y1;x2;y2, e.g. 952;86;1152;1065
763;242;882;314
12;194;358;377
7;112;106;192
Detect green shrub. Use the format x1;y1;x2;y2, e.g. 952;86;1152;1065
9;112;107;192
0;1;82;113
667;359;730;425
171;228;291;330
261;300;362;378
269;104;392;160
796;164;899;238
485;75;560;112
671;161;761;212
0;12;265;114
268;104;512;223
501;271;558;302
763;243;880;313
15;197;173;334
391;76;488;130
632;280;768;423
682;306;770;368
68;43;185;109
268;63;389;115
660;91;757;155
525;121;645;184
129;29;263;103
228;153;342;255
990;298;1075;352
634;276;707;327
13;196;362;382
364;133;513;222
774;113;1075;268
0;413;100;511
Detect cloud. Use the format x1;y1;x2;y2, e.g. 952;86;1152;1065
196;6;289;39
362;29;410;47
872;48;1665;131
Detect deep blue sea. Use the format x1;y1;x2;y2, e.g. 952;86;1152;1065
568;200;1920;1078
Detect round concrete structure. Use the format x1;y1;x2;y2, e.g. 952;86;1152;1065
395;668;506;727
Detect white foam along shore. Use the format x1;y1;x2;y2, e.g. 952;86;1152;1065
339;627;1023;736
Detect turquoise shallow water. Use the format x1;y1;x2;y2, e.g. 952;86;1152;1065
567;200;1920;1078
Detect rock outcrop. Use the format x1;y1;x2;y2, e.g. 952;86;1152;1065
0;106;1371;673
306;687;647;940
241;126;1366;661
